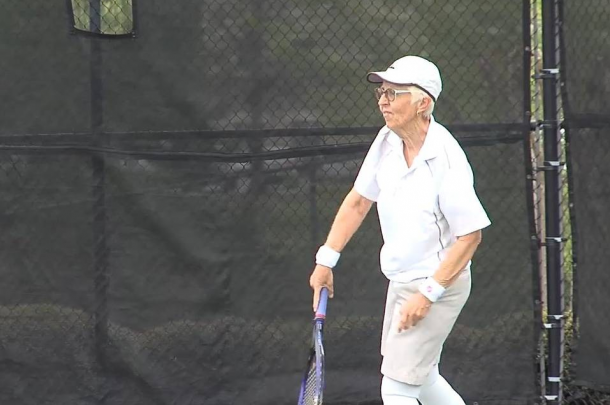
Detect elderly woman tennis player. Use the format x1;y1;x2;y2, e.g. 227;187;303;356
309;55;491;405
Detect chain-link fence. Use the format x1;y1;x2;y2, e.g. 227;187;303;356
530;1;549;400
0;0;609;404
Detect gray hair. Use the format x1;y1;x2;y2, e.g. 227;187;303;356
408;87;435;118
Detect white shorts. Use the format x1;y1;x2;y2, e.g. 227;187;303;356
380;269;471;385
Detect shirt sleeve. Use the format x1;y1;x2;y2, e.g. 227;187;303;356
438;149;491;237
353;131;386;201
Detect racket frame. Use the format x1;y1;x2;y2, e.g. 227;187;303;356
297;288;329;405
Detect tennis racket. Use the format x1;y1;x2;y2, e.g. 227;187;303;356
297;287;329;405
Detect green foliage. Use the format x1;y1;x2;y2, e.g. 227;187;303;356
71;0;133;35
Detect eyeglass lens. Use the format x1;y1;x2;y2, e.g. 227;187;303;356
374;87;396;101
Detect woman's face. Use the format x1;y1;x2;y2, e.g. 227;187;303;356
377;81;419;130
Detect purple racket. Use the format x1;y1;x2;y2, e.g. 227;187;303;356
297;287;329;405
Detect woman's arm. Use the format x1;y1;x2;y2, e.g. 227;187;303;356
309;188;374;310
323;188;374;252
432;229;482;287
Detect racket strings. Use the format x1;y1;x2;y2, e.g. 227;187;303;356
302;359;320;405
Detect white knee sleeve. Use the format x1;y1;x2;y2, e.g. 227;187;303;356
380;376;420;405
419;371;465;405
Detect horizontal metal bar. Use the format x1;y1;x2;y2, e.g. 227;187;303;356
0;130;528;159
0;123;531;142
0;143;369;163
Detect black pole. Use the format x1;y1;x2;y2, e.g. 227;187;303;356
89;0;109;366
541;0;564;403
522;0;546;400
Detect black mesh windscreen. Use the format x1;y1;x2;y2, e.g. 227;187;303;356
0;153;97;403
565;129;610;394
562;0;610;399
561;1;610;122
0;135;538;405
442;136;538;405
0;0;541;404
0;2;90;135
101;148;386;405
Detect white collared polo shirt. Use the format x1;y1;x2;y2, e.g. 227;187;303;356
354;117;491;283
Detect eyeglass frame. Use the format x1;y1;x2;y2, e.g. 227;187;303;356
374;86;414;102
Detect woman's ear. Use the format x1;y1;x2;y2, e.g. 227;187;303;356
418;97;430;115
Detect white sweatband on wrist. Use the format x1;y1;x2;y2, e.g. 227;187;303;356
418;277;446;303
315;245;341;269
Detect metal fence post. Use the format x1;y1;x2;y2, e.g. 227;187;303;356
540;0;564;403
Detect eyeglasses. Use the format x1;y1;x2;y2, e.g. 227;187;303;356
374;87;412;102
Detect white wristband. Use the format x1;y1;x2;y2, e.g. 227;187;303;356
315;245;341;269
418;277;446;303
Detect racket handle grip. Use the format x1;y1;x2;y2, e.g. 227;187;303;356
315;287;329;319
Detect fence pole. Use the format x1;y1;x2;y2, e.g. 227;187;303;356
541;0;564;403
89;0;110;367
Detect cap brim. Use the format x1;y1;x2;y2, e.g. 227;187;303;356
366;71;399;84
366;72;384;83
366;71;437;101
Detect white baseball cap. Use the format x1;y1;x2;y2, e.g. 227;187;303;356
366;56;442;101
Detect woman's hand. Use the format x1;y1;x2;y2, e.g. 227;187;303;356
309;265;334;312
398;293;432;332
